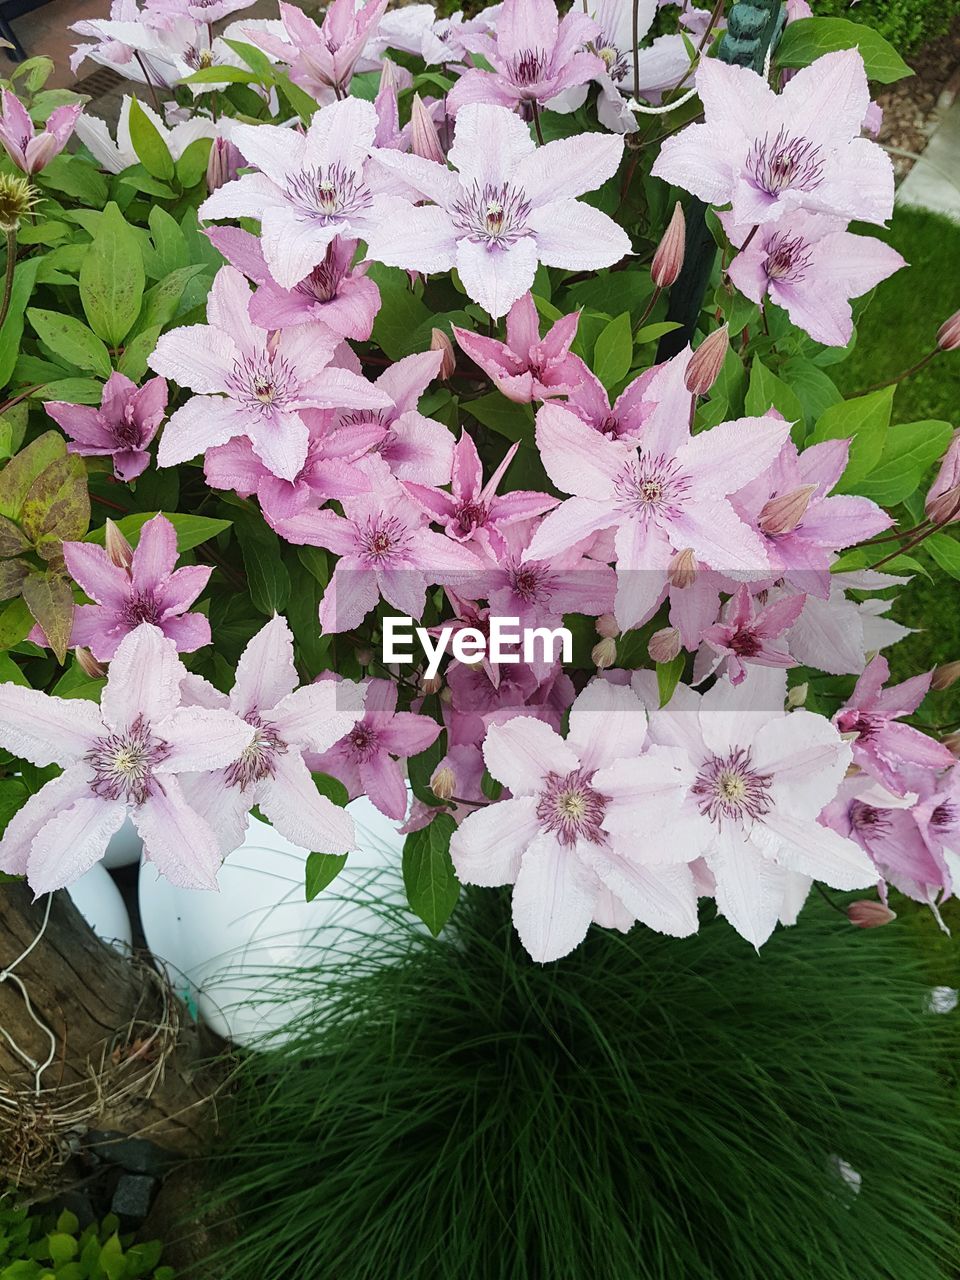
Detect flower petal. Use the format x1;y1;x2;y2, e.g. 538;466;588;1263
0;684;98;765
134;776;223;889
259;750;356;854
511;830;597;962
450;794;540;886
27;796;125;893
482;715;578;794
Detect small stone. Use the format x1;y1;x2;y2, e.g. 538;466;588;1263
111;1174;157;1226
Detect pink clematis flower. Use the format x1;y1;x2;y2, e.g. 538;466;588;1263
723;212;904;347
651;50;894;228
732;437;892;599
631;666;876;947
145;0;254;23
368;104;630;319
180;616;365;857
0;89;82;175
452;292;584;403
525;376;790;630
273;456;484;633
308;676;441;821
199;97;406;291
834;655;954;796
700;583;805;685
405;430;558;558
149;265;391;482
204;407;378;525
206;226;382;343
45;372;167;482
445;0;602;116
450;678;701;962
0;624;255;893
336;350;456;486
41;514;212;661
563;360;658;440
247;0;388;103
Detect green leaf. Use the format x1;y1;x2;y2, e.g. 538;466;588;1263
98;1232;125;1280
924;532;960;580
0;597;33;648
402;812;460;936
366;263;432;359
181;64;260;84
223;37;276;79
175;136;213;189
234;515;291;614
0;404;28;462
464;392;534;444
148;205;189;276
35;154;108;207
856;420;954;506
656;653;685;708
808;385;895;488
126;98;175;180
780;358;843;426
27;310;111;378
133;264;206;336
745;358;803;424
776;18;912;84
79;202;146;346
35;379;105;404
634;320;681;346
0;257;40;387
0;653;28;687
46;1233;77;1265
593;312;633;389
297;545;329;585
21;570;74;663
118;326;162;382
85;511;232;553
305;851;349;901
0;431;66;519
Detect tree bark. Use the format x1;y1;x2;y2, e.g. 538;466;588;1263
0;883;223;1180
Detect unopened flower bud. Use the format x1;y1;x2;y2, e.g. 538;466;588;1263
668;547;697;589
685;325;729;396
410;92;445;165
758;484;817;536
931;661;960;691
356;647;374;667
651;201;685;289
206;135;243;195
648;626;681;664
943;731;960;758
847;899;897;929
0;172;36;231
421;672;443;695
937;309;960;352
925;432;960;522
104;518;133;571
591;635;617;669
430;328;456;380
595;613;619;639
786;681;808;709
430;765;456;801
927;483;960;526
75;646;107;679
439;684;454;704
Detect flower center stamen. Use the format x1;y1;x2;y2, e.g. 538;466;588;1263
692;747;773;826
87;713;170;806
536;766;607;846
747;128;825;196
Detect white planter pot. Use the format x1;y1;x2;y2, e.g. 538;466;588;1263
137;793;412;1047
102;816;144;869
67;862;133;949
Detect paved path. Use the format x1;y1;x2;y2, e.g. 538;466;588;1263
897;94;960;221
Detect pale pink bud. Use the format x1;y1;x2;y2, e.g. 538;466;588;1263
937;309;960;352
648;626;681;664
925;431;960;522
668;547;697;589
431;765;456;801
595;613;620;639
651;201;685;289
430;328;456;380
591;636;617;670
75;646;107;679
410;93;445;165
206;135;243;195
439;684;454;704
927;483;960;527
931;661;960;691
758;484;817;536
104;518;133;571
356;647;374;667
847;900;897;929
421;672;443;695
685;325;729;396
943;731;960;758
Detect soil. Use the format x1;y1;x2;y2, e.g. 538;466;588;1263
876;16;960;178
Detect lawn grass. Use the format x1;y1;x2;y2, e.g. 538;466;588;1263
835;206;960;695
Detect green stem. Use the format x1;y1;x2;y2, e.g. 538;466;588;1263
0;226;17;332
854;349;938;396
